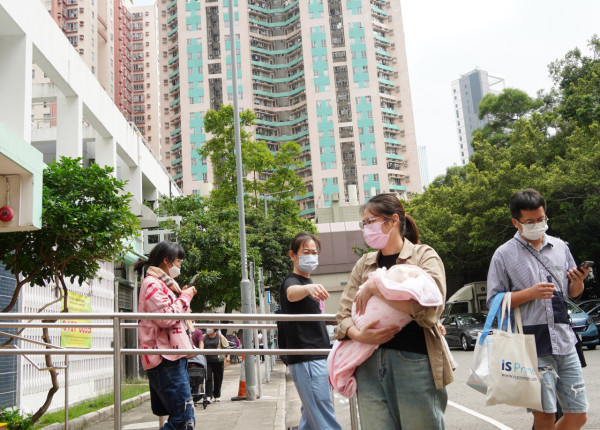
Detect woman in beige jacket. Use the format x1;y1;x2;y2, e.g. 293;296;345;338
334;193;454;429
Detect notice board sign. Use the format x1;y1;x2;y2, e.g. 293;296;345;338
60;292;92;348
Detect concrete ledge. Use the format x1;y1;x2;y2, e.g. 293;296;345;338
285;369;301;430
40;391;151;430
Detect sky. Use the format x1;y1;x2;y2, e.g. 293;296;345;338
134;0;599;183
400;0;600;182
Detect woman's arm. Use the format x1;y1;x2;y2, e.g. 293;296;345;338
410;247;446;329
335;257;365;339
287;283;330;302
142;278;193;328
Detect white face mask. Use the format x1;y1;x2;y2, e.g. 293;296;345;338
519;219;548;241
206;329;215;335
297;254;319;274
168;263;181;279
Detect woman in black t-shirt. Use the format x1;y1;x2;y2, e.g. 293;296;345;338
279;232;342;430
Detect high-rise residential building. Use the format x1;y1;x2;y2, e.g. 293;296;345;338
41;0;116;95
417;145;429;189
114;0;134;122
36;0;164;156
451;68;504;165
159;0;421;216
130;3;162;155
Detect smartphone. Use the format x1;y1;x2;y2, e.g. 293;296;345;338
578;261;594;271
189;273;200;286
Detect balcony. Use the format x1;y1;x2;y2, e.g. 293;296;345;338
167;0;177;11
168;54;179;65
169;68;179;79
376;48;391;58
383;123;401;131
168;26;178;37
384;137;402;145
373;33;391;44
381;107;398;116
169;98;180;108
370;4;388;16
167;13;177;24
378;77;395;87
169;83;180;93
169;127;181;137
389;184;407;191
171;157;182;166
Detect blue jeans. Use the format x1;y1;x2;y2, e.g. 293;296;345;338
288;359;342;430
355;348;447;429
146;358;195;430
535;350;588;414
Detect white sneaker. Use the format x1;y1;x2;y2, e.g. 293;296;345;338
205;397;212;404
214;397;221;402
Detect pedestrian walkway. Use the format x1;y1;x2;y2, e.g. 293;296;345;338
49;358;354;430
91;360;287;430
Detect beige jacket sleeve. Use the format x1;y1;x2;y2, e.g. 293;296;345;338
334;254;371;340
409;246;447;329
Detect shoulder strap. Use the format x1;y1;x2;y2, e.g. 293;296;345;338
513;238;564;291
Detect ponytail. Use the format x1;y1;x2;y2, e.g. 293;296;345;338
403;214;419;245
134;258;149;277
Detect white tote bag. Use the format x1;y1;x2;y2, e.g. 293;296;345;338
466;292;504;394
485;293;543;410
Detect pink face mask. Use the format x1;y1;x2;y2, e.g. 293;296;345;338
363;221;391;249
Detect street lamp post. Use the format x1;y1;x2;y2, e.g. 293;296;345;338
228;0;257;400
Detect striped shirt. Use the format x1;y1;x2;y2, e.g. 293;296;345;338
487;232;577;356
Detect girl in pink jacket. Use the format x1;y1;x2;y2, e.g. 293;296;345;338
135;241;197;430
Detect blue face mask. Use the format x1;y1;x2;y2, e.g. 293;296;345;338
297;254;319;274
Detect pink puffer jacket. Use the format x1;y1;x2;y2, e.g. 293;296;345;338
138;275;193;370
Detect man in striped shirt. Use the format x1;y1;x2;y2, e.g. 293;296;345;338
487;189;590;430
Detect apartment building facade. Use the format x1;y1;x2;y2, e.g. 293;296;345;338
35;0;163;156
159;0;421;215
130;4;162;155
451;68;505;165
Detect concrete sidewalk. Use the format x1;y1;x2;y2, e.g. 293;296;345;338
46;358;353;430
90;359;288;430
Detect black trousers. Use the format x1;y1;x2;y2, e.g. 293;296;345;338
206;360;224;398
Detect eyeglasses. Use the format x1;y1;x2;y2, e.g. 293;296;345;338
516;216;549;226
359;217;388;230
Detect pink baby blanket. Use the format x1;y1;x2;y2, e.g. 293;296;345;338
327;264;442;397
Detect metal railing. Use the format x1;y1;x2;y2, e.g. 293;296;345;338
0;312;359;430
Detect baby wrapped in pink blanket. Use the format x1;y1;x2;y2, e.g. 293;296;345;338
327;264;443;398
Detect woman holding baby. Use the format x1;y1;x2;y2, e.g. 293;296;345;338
334;193;454;429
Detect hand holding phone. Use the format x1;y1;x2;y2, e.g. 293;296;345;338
189;273;200;287
578;261;594;272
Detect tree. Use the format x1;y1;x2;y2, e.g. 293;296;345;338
156;105;315;310
406;37;600;297
475;88;543;147
0;157;139;423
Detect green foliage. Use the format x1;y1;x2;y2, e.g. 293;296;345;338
0;157;139;310
407;37;600;295
476;88;543;147
0;407;34;430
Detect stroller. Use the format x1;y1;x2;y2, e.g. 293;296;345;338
188;354;209;409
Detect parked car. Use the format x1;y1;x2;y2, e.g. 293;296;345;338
442;313;487;351
578;299;600;331
567;299;599;350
